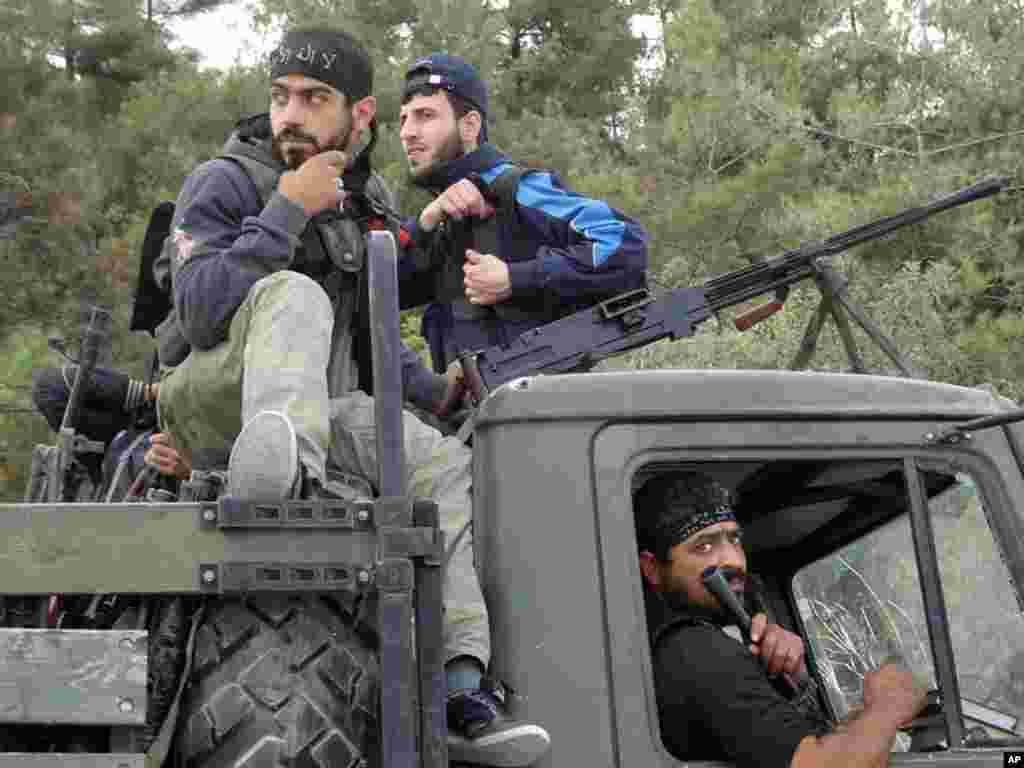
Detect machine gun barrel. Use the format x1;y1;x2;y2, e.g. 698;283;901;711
702;175;1007;313
462;176;1007;401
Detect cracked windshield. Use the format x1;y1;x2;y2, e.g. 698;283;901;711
795;471;1024;746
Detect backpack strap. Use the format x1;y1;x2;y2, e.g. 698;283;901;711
218;148;281;208
427;164;553;366
449;164;537;324
469;164;530;254
459;164;556;327
482;164;532;213
220;149;338;281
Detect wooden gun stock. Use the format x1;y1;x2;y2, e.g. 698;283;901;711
734;300;785;331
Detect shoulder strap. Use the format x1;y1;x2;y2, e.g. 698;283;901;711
485;164;533;212
362;173;394;212
218;149;280;208
349;173;397;234
471;163;535;255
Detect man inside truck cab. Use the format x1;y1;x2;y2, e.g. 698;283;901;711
635;471;928;768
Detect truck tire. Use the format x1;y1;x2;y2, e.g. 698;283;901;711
177;594;380;768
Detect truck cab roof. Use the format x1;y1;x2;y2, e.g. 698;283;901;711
476;369;1006;423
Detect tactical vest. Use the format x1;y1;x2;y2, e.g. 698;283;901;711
220;144;390;396
443;165;560;332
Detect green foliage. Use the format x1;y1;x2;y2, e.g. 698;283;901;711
104;64;266;220
3;0;1024;499
400;309;428;363
615;255;1024;402
501;0;643;120
0;332;58;501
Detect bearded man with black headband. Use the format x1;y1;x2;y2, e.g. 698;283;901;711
154;26;548;765
154;25;459;478
635;471;927;768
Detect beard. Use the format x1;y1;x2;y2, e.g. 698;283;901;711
406;126;466;180
662;566;750;625
271;112;353;171
703;567;752;625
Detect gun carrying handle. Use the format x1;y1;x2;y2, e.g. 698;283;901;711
458;351;488;407
735;301;785;331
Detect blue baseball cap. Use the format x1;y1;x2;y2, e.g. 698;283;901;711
403;53;489;140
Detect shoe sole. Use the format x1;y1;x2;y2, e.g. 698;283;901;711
227;410;298;500
447;724;551;767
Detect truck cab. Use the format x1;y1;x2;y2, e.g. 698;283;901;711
473;369;1024;766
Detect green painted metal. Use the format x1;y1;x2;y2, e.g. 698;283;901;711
0;629;146;725
0;503;376;594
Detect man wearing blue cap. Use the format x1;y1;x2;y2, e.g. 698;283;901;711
396;53;648;384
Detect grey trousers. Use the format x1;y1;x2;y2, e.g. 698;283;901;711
158;271;489;667
327;391;488;667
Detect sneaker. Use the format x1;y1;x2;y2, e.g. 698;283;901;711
447;679;551;767
227;410;300;500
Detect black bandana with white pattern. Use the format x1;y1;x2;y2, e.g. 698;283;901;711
635;472;738;561
269;28;372;102
655;504;737;559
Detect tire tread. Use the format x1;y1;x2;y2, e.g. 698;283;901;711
179;595;379;768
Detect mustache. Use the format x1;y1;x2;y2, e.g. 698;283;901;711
276;129;318;146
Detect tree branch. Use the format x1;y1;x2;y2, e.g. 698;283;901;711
750;103;915;157
711;145;759;176
925;128;1024;157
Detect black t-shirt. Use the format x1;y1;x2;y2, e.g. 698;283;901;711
652;622;827;768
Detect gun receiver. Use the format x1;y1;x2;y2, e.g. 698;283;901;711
461;176;1008;401
54;305;112;502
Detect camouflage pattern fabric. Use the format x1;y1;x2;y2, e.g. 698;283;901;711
158;270;332;481
328;391;489;667
158;271;489;665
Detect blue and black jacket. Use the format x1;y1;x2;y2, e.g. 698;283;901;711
399;144;649;371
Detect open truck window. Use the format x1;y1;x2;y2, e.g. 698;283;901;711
635;457;1024;763
794;468;1024;745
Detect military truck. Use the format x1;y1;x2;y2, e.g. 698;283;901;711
473;367;1024;766
3;218;1024;768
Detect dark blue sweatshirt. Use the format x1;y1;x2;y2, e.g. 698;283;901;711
398;145;648;369
163;137;446;409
